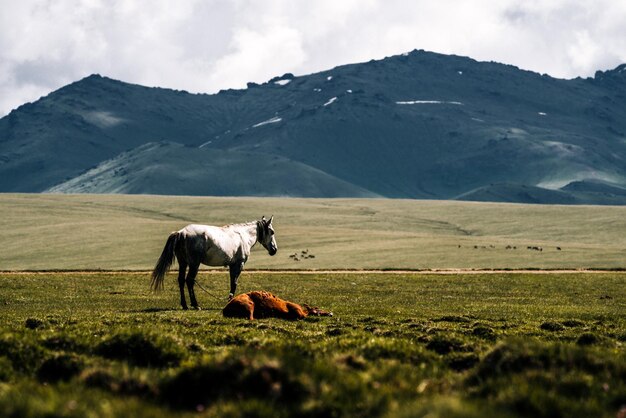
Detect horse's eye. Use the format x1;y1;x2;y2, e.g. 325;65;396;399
269;230;274;236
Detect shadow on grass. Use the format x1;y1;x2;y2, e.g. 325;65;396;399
132;306;222;313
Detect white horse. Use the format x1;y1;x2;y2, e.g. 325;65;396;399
151;216;277;310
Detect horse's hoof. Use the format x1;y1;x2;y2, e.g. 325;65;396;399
192;306;201;311
182;306;188;310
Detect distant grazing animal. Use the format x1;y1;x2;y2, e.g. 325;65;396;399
223;291;333;320
151;216;278;310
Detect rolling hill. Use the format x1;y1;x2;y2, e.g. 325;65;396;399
46;141;377;197
1;49;625;203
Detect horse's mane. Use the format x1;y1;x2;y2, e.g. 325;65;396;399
221;220;259;229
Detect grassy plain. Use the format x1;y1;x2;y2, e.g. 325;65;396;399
0;271;625;418
1;193;625;270
0;194;625;417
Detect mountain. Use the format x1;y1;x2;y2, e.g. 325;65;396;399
455;182;626;205
1;49;625;203
47;141;377;197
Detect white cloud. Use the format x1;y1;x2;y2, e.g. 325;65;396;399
208;25;306;89
498;1;626;76
567;30;603;75
1;0;625;116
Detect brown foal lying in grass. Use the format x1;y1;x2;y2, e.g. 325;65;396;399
223;291;333;320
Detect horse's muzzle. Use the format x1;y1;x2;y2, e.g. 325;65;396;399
269;247;277;256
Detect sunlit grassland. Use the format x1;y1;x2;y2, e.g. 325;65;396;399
1;193;625;270
0;271;624;417
1;193;625;417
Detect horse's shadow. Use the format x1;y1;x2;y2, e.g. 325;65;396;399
133;306;222;313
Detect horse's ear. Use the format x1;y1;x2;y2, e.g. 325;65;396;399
261;216;266;223
268;215;273;224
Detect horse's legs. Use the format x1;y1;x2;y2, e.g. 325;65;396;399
228;262;244;299
178;262;188;310
186;263;200;309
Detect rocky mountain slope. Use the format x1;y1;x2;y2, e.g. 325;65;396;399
1;50;625;203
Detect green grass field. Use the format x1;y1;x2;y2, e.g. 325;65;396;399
0;194;625;417
1;193;625;270
0;271;624;417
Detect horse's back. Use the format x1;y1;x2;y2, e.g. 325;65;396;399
181;224;221;238
179;224;241;266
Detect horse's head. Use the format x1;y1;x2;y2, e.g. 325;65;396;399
258;216;278;256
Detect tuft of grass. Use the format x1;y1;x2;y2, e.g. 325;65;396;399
539;321;564;332
465;338;626;417
447;352;480;371
41;334;87;353
433;315;472;323
389;397;518;418
425;335;473;355
0;356;14;381
95;331;184;368
0;332;46;374
159;353;309;411
472;325;496;340
576;332;601;346
0;380;172;418
362;337;436;363
81;368;156;398
24;318;45;330
561;319;585;328
37;354;83;383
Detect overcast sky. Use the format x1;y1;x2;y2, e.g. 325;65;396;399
1;0;625;117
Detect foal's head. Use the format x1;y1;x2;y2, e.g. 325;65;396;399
303;304;333;317
258;216;278;256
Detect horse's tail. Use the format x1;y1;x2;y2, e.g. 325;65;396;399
151;231;179;291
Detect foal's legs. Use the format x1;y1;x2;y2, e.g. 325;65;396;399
177;261;188;310
186;263;200;309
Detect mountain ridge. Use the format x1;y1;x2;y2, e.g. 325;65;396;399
1;49;625;204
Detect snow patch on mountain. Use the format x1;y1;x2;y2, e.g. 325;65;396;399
396;100;463;105
253;116;282;127
323;97;337;106
82;111;125;128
